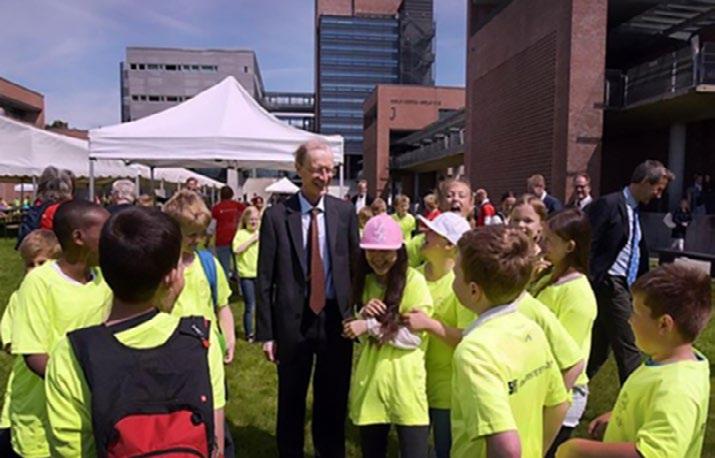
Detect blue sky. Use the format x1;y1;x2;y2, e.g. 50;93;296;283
0;0;466;129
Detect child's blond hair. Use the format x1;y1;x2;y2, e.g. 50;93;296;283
423;193;438;209
18;229;61;265
394;194;410;207
371;197;387;215
239;206;261;230
358;206;373;228
162;190;211;230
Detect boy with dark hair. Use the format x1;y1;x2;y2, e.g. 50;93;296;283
10;200;110;457
46;207;226;456
557;263;711;458
451;226;570;457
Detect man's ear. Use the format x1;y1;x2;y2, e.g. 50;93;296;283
72;228;84;247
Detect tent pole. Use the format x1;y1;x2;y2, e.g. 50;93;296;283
31;176;37;201
339;163;344;199
20;178;24;206
135;172;141;196
150;167;155;203
89;159;95;202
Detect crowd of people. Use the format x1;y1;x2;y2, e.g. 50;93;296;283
0;143;711;458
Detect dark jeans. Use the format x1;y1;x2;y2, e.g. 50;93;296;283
276;300;353;458
215;245;234;283
239;278;256;338
587;275;642;384
359;424;429;458
429;408;451;458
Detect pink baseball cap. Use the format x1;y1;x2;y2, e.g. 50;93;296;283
360;214;404;250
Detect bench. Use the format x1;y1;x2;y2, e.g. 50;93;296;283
657;249;715;277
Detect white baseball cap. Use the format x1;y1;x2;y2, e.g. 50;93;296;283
417;212;471;245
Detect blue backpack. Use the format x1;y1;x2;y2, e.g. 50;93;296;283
196;249;227;354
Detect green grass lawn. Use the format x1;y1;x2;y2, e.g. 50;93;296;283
0;236;713;457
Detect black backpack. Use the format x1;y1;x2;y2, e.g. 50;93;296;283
68;311;216;457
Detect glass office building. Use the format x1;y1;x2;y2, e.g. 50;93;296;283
317;15;400;177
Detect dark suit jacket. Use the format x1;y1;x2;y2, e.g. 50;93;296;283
256;193;359;362
543;194;563;214
586;190;649;284
350;194;374;207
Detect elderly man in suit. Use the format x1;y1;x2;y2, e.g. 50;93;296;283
257;140;359;457
586;160;674;384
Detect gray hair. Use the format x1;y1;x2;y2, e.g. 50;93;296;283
111;179;136;204
37;166;74;203
630;160;675;185
294;140;332;167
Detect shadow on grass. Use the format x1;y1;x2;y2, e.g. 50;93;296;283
230;421;278;457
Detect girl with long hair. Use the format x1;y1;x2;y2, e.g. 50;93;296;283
535;208;598;457
343;214;433;458
232;206;260;342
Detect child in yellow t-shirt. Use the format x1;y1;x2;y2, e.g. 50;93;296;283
557;263;711;458
163;190;236;363
391;194;416;242
45;207;225;457
0;230;60;456
10;201;111;458
398;212;472;458
532;209;597;456
451;226;570;458
357;206;373;238
342;214;433;457
232;206;260;342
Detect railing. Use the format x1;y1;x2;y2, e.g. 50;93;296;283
261;92;315;111
606;41;715;108
392;128;465;169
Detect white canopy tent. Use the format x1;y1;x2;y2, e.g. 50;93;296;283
0;115;134;180
265;177;299;194
88;76;345;199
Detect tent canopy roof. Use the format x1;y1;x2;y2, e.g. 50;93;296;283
89;76;344;169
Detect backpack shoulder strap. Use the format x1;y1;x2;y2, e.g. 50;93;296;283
196;249;218;312
177;316;211;348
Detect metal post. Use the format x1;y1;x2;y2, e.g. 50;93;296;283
150;166;155;202
134;172;141;196
89;159;95;201
31;175;37;200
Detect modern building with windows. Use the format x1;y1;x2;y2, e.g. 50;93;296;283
121;47;265;122
261;91;315;132
316;0;435;178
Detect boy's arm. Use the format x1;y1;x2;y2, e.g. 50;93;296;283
401;309;463;348
485;431;521;458
561;359;585;391
217;306;236;364
213;408;225;457
555;439;639;458
46;338;95;457
24;353;49;377
543;400;570;452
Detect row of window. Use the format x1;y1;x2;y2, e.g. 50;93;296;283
130;94;192;102
320;109;363;118
321;97;365;104
320;123;363;131
321;16;398;28
322;30;398;41
320;44;398;54
321;56;398;68
321;69;398;79
128;63;221;72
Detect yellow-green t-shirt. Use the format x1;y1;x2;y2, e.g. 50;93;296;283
45;312;226;457
0;291;19;429
232;229;259;278
604;353;710;458
451;305;569;458
1;290;17;347
350;268;433;426
172;254;231;323
418;266;463;410
406;233;425;267
536;274;597;386
517;292;582;371
10;261;111;457
392;213;416;242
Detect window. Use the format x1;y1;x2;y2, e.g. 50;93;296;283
147;64;160;70
148;96;160;102
244;66;249;73
130;63;137;70
138;64;145;70
182;65;191;70
165;64;177;71
131;95;139;101
140;95;147;101
191;65;199;71
166;96;179;102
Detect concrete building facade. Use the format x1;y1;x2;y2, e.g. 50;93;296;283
0;77;45;128
121;47;265;122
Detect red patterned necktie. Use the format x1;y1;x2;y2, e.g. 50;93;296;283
308;207;326;314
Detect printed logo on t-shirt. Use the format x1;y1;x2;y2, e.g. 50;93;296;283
508;380;518;395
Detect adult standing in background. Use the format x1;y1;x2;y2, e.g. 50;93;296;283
568;173;593;210
527;174;563;214
257;140;359;457
351;179;374;214
106;179;136;214
185;176;200;193
212;186;246;282
586;160;674;384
